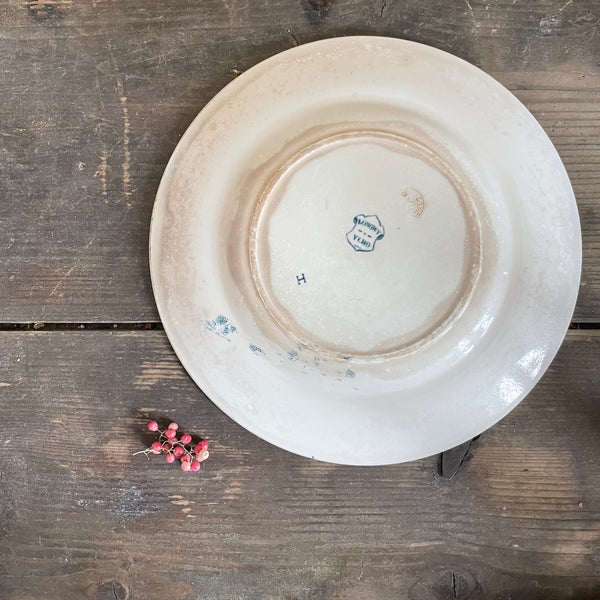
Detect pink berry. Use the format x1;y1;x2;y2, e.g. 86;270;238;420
151;441;162;454
190;461;201;472
165;454;176;464
168;422;179;431
180;434;192;444
181;461;191;471
173;447;184;458
194;440;208;455
180;454;191;462
164;443;172;451
197;449;209;462
147;421;158;431
164;429;176;440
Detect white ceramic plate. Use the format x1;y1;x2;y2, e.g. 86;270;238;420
150;37;581;465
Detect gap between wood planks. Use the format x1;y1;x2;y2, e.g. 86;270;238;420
0;322;164;331
0;322;598;331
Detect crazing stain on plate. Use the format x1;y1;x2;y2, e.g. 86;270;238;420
249;129;483;359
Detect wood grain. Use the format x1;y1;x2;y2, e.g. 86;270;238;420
0;329;598;599
0;0;599;322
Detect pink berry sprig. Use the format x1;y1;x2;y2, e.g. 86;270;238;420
135;421;210;472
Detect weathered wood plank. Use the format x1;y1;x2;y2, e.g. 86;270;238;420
0;330;598;599
0;0;599;322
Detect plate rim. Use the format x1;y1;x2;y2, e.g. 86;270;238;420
149;35;582;465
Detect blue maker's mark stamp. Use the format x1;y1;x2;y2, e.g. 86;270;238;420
346;214;385;252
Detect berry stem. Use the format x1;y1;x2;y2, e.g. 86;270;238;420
131;449;152;459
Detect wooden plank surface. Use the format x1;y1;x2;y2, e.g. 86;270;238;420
1;0;599;322
0;329;598;599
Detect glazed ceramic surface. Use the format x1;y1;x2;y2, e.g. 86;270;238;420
150;37;581;465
